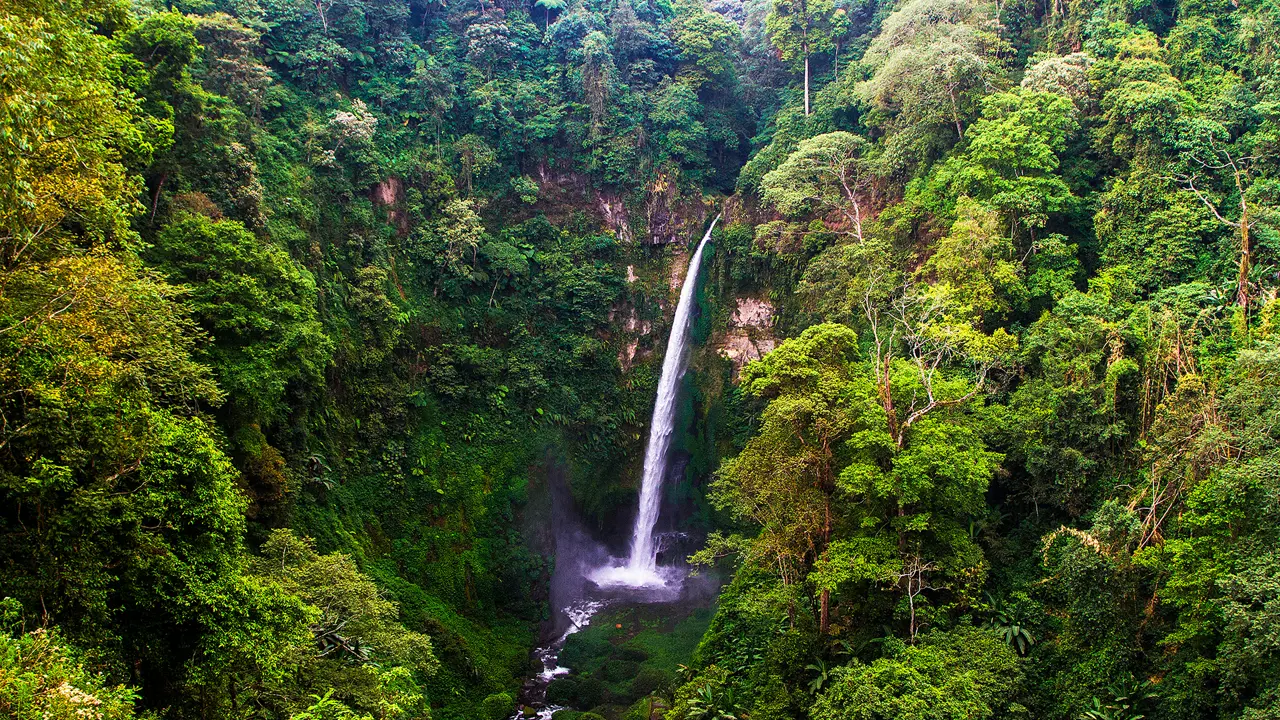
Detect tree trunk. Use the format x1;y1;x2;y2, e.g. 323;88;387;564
820;495;832;634
897;506;906;554
1238;221;1250;313
1236;173;1251;314
948;84;964;139
907;584;917;641
150;172;167;222
878;354;899;445
804;54;811;116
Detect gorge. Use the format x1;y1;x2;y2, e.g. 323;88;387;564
1;0;1278;717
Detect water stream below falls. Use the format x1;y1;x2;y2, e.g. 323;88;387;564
513;598;609;720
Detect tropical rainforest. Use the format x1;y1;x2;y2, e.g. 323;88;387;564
1;0;1278;713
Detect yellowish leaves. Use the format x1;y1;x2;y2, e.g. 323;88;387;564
0;252;220;414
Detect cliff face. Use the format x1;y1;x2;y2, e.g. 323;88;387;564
645;173;713;245
605;186;727;377
502;165;716;247
612;301;654;373
716;297;777;376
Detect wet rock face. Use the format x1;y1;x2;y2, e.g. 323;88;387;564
717;297;777;374
611;304;653;373
668;249;690;293
595;189;633;244
731;297;773;328
370;176;407;234
520;166;715;248
644;172;709;245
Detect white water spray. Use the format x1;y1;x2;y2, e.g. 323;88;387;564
592;215;719;588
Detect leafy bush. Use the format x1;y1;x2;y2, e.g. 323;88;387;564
810;627;1023;720
600;659;641;683
550;712;606;720
0;627;140;720
630;667;674;698
618;646;650;663
547;677;580;706
575;677;608;709
482;692;515;720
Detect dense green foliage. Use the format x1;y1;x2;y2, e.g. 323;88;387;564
2;0;1279;714
679;0;1280;715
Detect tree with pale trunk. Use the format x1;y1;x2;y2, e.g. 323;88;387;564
534;0;566;35
858;0;1006;173
761;131;875;243
706;296;1008;637
766;0;844;116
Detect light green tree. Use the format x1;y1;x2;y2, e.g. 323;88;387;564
672;0;742;89
761;131;874;242
710;324;869;634
248;530;438;718
0;620;142;720
766;0;845;115
709;313;1007;636
149;213;332;429
859;0;1006;172
927;90;1079;236
810;627;1023;719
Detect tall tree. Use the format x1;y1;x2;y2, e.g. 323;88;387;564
710;324;867;634
534;0;566;35
766;0;843;116
709;314;1007;637
858;0;1006;173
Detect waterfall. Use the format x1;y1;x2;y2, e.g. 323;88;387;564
627;214;719;571
592;215;719;589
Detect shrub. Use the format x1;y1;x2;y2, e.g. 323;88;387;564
576;677;608;709
547;677;580;706
549;711;605;720
618;645;650;662
811;627;1023;720
600;659;641;683
630;667;673;698
0;626;140;720
482;692;515;720
560;632;613;670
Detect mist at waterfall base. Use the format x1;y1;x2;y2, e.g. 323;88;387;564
589;215;720;594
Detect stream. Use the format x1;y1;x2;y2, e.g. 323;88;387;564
510;597;609;719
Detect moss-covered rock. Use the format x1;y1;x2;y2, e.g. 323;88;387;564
599;658;641;683
550;712;607;720
546;676;580;706
576;676;608;709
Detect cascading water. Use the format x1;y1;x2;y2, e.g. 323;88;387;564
511;222;720;717
592;214;720;589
